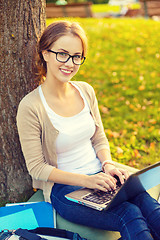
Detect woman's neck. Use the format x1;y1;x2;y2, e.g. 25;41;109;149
42;78;72;100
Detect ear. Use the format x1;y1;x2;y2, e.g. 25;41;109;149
42;50;49;62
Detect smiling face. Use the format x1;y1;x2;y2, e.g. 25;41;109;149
43;34;83;85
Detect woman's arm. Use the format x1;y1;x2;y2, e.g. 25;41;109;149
97;148;112;163
48;167;117;192
97;149;129;184
17;97;54;182
85;85;129;184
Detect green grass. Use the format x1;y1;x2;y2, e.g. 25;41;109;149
46;18;160;169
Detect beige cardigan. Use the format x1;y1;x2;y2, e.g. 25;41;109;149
16;81;110;202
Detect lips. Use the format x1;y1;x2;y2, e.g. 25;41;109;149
60;68;73;75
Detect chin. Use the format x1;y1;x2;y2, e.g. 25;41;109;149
61;75;74;82
59;78;72;84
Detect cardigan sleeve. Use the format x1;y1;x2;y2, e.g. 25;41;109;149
16;97;54;182
88;85;111;154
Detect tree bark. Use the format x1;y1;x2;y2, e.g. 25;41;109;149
0;0;46;203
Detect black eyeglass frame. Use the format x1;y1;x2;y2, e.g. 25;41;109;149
47;49;86;65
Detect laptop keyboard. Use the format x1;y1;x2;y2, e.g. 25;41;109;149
82;180;122;205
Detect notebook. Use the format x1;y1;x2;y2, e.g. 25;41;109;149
0;201;54;228
0;208;39;231
65;162;160;211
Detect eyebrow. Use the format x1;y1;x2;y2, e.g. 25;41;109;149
58;48;82;55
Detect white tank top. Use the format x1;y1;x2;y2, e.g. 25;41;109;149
39;83;101;175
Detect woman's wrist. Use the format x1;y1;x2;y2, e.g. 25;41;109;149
102;160;115;172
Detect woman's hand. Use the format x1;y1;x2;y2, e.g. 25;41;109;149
84;172;117;192
103;164;130;185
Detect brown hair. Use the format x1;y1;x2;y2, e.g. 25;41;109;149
35;20;88;81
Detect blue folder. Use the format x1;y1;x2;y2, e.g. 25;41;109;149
0;208;39;231
0;201;54;228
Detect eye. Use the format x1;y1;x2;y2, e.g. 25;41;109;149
59;52;68;57
74;55;81;59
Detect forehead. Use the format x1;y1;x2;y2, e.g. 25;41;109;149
51;34;83;53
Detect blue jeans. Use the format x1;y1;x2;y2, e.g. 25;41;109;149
50;184;160;240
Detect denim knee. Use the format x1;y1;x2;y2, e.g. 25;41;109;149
113;202;151;240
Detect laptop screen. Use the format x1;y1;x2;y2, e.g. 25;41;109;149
138;165;160;191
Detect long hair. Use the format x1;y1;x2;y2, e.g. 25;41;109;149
34;21;88;82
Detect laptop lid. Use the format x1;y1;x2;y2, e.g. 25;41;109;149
108;161;160;209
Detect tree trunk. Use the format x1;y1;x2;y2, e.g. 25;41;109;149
0;0;46;203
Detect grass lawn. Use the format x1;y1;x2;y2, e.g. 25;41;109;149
46;17;160;169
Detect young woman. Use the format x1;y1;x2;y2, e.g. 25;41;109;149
17;21;160;240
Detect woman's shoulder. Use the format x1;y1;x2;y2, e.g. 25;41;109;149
18;87;40;108
17;87;42;116
72;81;95;94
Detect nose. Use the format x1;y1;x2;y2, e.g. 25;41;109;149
64;56;74;67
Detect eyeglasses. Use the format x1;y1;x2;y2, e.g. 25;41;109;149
47;50;86;65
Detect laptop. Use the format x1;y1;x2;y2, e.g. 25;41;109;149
65;162;160;211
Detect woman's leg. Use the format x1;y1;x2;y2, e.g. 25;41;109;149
130;191;160;240
50;184;153;240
